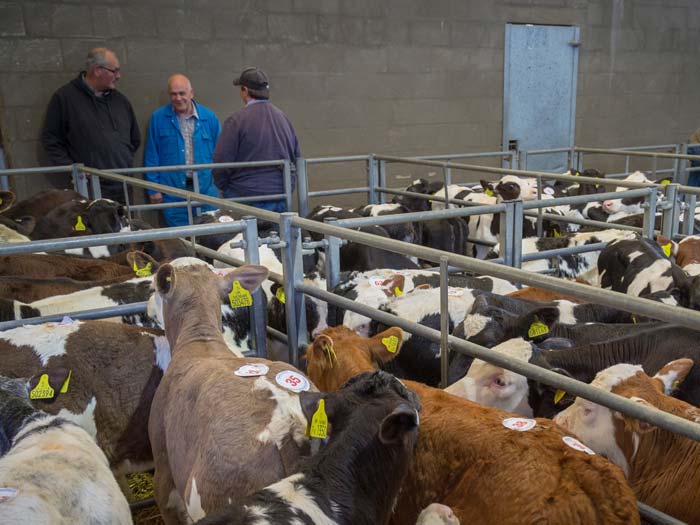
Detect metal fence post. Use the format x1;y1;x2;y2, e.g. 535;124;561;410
323;217;342;291
72;163;88;197
661;184;680;240
519;150;528;171
499;201;515;267
282;160;293;212
192;172;202;217
439;256;449;389
296;158;309;218
680;143;689;186
242;216;267;359
279;212;307;368
90;172;102;200
367;154;379;205
511;199;524;269
642;187;658;239
673;144;681;182
442;166;452;209
378;159;387;204
510;150;519;170
683;193;697;236
536;176;544;237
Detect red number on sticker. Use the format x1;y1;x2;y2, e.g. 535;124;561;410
286;376;301;387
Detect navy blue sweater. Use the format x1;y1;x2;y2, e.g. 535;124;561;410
213;100;300;197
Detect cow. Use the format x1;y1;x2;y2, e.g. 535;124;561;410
0;320;168;474
327;269;518;338
0;191;34;243
31;197;126;243
0;253;134;280
0;375;132;524
195;371;420;525
148;263;317;524
451;324;700;418
553;360;700;524
1;189;82;222
598;235;700;309
352;202;420;244
676;235;700;275
506;284;585;303
489;229;636;283
304;326;640;525
391;178;445;212
369;286;484;386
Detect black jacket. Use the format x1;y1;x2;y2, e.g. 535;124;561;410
41;73;140;197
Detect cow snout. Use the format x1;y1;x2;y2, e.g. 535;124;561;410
602;200;617;213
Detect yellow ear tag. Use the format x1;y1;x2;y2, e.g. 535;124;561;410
382;335;399;353
30;374;55;400
672;379;681;390
133;261;152;277
553;229;562;237
165;276;172;282
394;286;403;296
631;315;637;324
528;321;549;338
662;243;672;257
275;287;286;304
322;341;337;368
594;184;600;189
228;280;253;308
309;399;328;439
0;197;3;205
59;370;72;394
485;188;495;197
554;389;566;405
73;216;86;231
661;179;670;185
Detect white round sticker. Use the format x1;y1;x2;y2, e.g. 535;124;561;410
275;370;310;393
368;276;386;289
0;488;18;503
563;436;596;455
543;187;555;195
218;215;234;223
234;364;269;377
447;287;464;296
502;417;537;432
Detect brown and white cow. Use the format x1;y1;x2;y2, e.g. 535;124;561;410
554;360;700;523
0;320;168;473
304;326;640;525
149;263;316;524
676;235;700;276
0;253;134;281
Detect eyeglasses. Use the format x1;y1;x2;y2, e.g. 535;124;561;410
100;65;120;75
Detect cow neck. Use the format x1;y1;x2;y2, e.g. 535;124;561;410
164;296;224;353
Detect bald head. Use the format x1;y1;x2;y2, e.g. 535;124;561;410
168;74;195;115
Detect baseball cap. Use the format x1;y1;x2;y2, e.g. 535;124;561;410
233;67;270;92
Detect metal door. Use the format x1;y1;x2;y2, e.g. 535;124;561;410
503;23;580;172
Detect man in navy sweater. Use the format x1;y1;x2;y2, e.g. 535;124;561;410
213;67;300;212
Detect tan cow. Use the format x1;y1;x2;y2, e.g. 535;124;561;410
149;263;315;524
305;326;640;525
554;360;700;524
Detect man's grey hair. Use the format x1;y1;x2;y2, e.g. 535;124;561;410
86;48;112;72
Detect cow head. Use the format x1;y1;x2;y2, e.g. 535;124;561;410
392;178;443;212
553;359;694;477
152;263;268;347
600;171;670;216
304;326;404;392
299;370;420;523
86;199;126;235
481;176;538;202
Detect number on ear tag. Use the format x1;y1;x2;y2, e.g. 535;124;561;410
133;261;152;277
308;399;328;439
528;321;549;338
382;336;399;353
228;281;253;308
30;374;55;400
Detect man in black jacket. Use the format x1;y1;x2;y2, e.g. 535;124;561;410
41;47;140;203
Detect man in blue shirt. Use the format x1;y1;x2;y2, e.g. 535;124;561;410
213;67;300;212
144;74;221;226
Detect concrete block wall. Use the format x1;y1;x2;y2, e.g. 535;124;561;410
1;0;699;204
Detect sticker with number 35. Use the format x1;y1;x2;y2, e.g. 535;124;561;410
275;371;310;393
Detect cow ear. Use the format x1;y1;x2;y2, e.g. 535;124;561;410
299;391;325;423
480;180;495;193
126;251;159;277
655;235;677;257
12;216;36;236
218;264;269;299
0;191;16;213
380;274;405;298
379;403;419;445
620;397;657;433
28;368;71;403
369;327;403;364
427;181;444;194
306;334;338;370
155;264;175;296
652;358;694;394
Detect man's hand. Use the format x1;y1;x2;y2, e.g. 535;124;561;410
149;192;163;204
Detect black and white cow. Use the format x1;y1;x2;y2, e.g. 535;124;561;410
448;324;700;418
0;375;132;524
195;371;421;525
351;203;420;244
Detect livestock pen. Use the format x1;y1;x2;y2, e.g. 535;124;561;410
2;156;700;523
